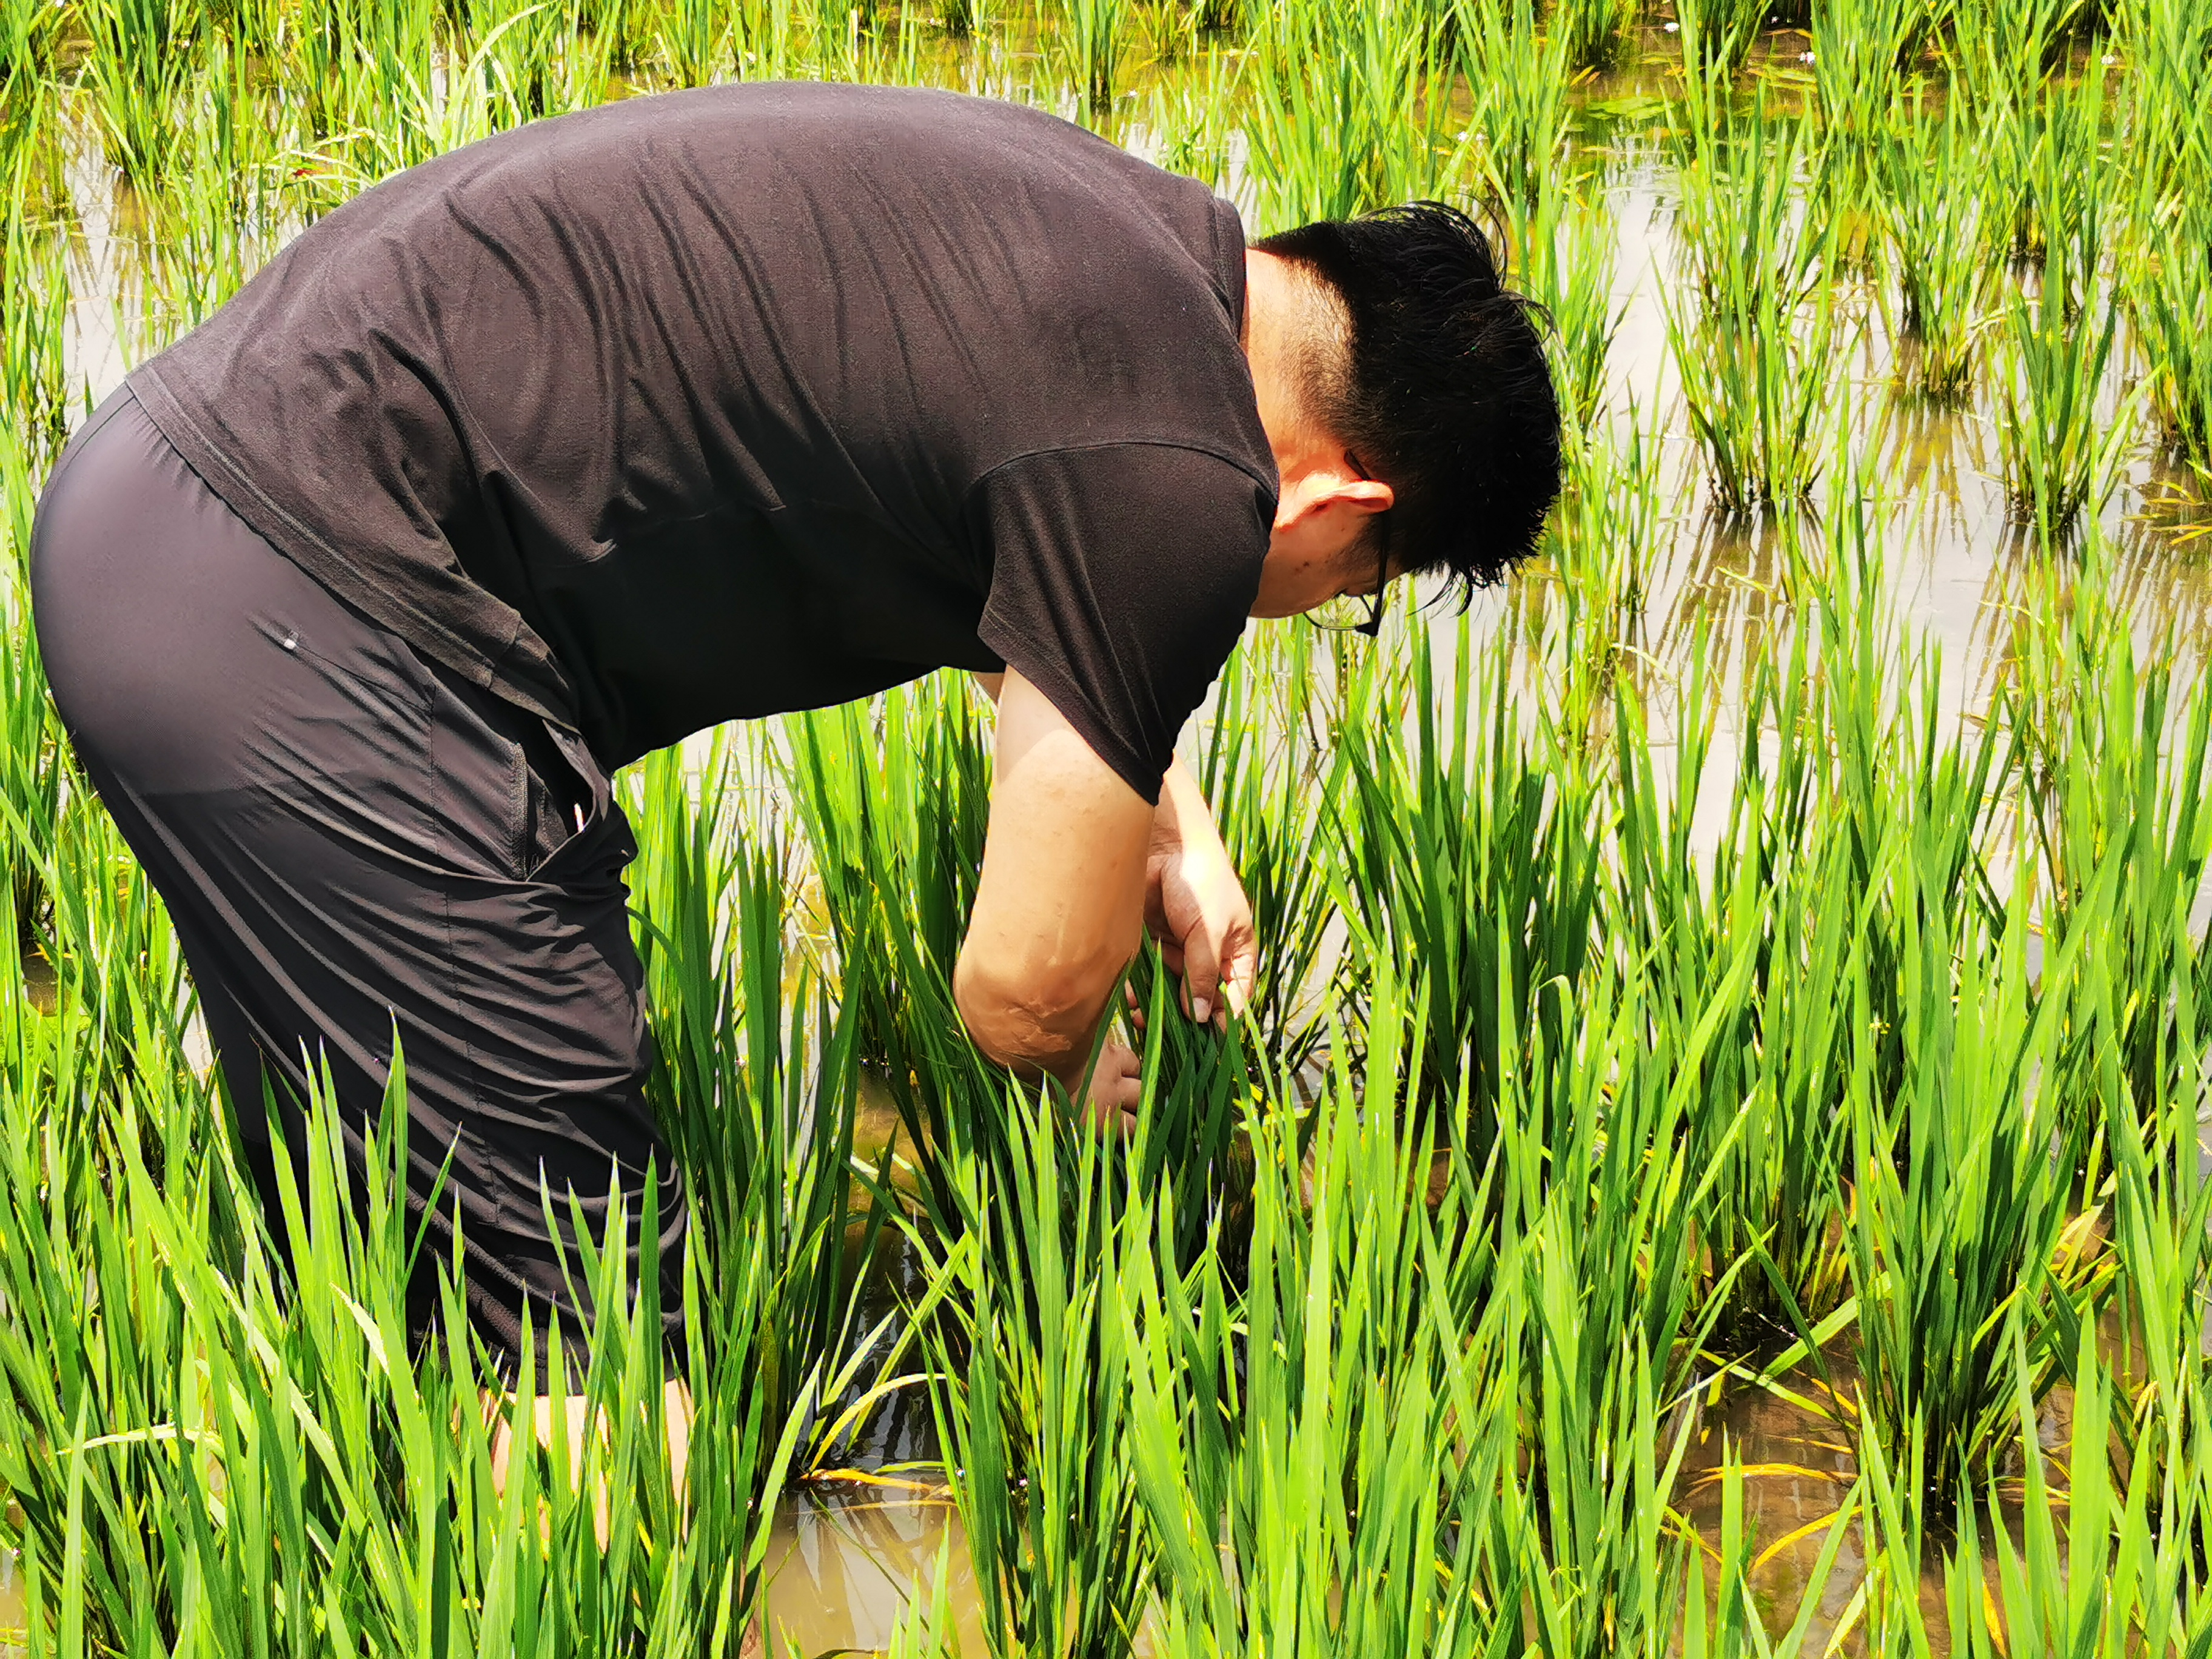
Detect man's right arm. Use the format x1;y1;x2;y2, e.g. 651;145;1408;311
954;667;1151;1114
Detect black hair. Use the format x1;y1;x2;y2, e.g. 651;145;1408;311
1253;202;1561;594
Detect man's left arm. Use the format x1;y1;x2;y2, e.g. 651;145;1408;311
1145;757;1255;1027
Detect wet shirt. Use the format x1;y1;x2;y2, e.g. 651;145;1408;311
129;82;1278;803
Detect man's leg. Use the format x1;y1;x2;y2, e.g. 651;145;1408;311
30;387;687;1378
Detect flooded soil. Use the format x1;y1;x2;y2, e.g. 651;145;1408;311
763;1489;984;1655
15;946;53;1016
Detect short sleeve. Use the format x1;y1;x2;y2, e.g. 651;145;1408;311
968;443;1273;805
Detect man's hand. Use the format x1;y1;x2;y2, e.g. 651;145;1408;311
1085;1035;1143;1134
1146;760;1256;1028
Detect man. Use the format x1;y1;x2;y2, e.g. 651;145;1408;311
30;82;1560;1380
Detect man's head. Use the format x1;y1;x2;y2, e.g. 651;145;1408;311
1241;202;1562;620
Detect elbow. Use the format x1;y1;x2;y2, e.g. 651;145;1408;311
953;948;1113;1073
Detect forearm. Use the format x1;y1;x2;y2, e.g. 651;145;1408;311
1150;756;1220;860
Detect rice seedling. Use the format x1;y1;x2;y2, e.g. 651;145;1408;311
1555;0;1638;73
1810;0;1932;143
780;679;996;1176
659;0;741;85
1139;41;1237;190
624;743;909;1475
1842;774;2110;1516
1665;104;1850;511
1996;262;2133;545
472;0;611;122
2114;0;2212;199
1673;0;1766;129
2004;548;2212;1114
1333;622;1604;1130
1188;631;1342;1070
1131;0;1189;67
1544;397;1660;626
81;0;205;184
0;0;58;150
1053;0;1130;122
1242;0;1457;227
1121;968;1529;1656
2124;166;2212;483
1878;90;1994;398
1500;947;1728;1657
916;1073;1155;1659
1450;0;1570;207
1508;166;1623;436
0;442;55;948
1955;0;2102;266
1;194;67;466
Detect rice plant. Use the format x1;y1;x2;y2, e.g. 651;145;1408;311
1122;970;1530;1656
1452;0;1570;207
2125;174;2212;481
1996;263;2132;545
1510;169;1623;437
1879;90;1994;398
1810;0;1940;140
1666;104;1850;511
0;0;58;140
1054;0;1128;122
1334;625;1604;1131
1674;0;1766;130
81;0;204;183
1555;0;1638;72
1242;0;1457;226
1840;709;2108;1515
0;441;55;948
659;0;740;85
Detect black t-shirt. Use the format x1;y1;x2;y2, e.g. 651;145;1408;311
128;82;1277;803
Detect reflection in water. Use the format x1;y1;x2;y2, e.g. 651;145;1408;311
763;1490;982;1655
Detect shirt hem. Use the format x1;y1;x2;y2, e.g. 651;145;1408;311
125;362;583;740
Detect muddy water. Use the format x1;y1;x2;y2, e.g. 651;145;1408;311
1678;1361;2097;1651
763;1489;985;1654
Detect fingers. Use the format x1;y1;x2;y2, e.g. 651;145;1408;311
1180;920;1222;1027
1122;980;1148;1037
1084;1039;1143;1138
1222;930;1258;1022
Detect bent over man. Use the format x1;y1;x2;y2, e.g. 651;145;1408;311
30;82;1560;1375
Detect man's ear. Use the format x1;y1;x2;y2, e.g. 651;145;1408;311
1274;464;1391;534
1332;473;1394;516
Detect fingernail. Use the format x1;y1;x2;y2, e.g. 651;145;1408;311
1192;997;1210;1023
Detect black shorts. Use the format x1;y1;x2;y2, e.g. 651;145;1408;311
29;388;686;1375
